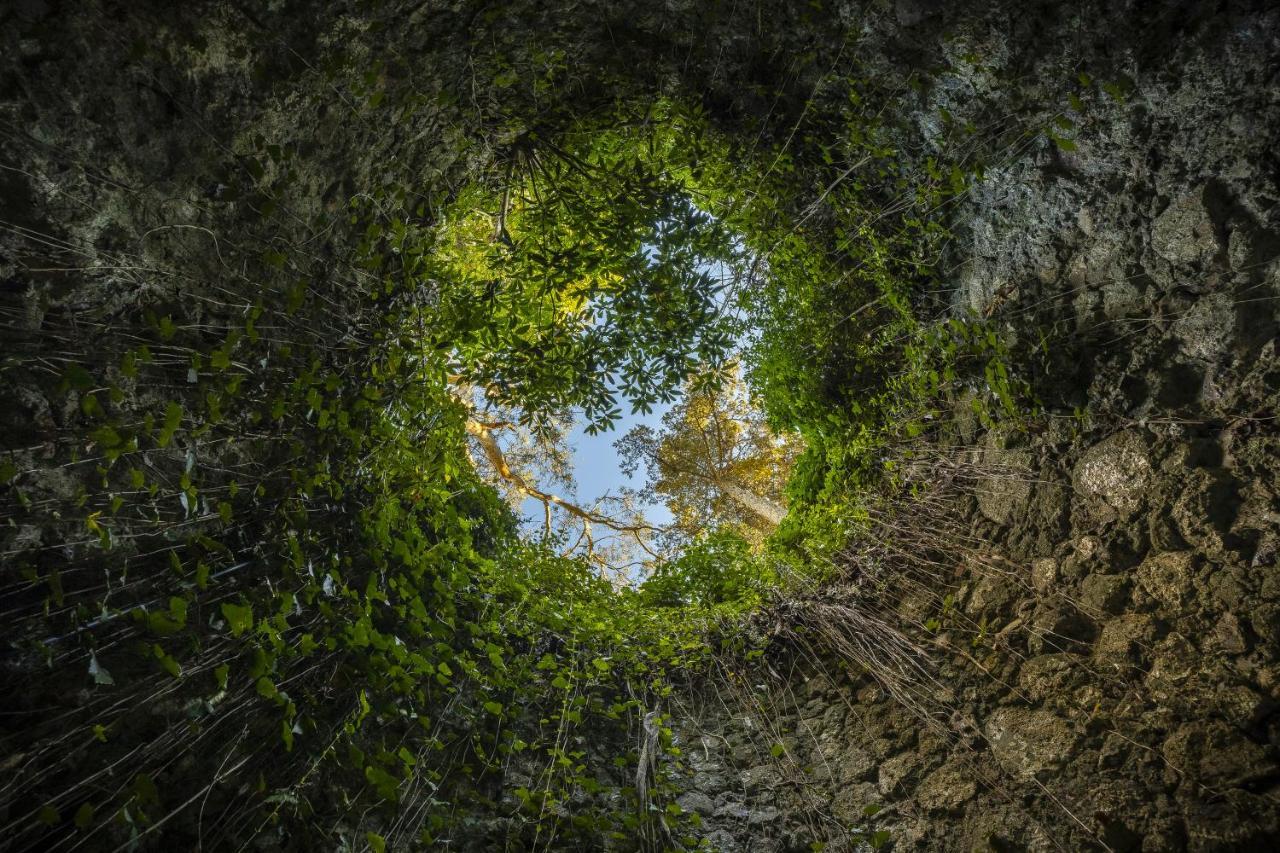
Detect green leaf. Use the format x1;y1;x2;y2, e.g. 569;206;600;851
156;402;183;448
770;742;785;758
1048;131;1077;152
74;803;94;829
221;602;254;637
168;596;189;627
214;663;230;691
367;832;387;853
153;644;181;678
90;426;123;449
483;700;504;716
61;363;94;392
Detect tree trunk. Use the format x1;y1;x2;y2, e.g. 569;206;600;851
718;480;786;526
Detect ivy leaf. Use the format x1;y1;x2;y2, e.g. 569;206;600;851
221;602;254;637
60;363;94;393
156;401;183;448
367;832;387;853
483;700;504;716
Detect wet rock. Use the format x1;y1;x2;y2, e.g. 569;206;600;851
984;707;1079;781
1073;431;1151;515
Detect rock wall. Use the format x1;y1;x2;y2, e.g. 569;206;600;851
670;3;1280;850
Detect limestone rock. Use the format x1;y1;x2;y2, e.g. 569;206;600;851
676;791;715;817
1017;654;1079;700
877;751;924;795
1149;184;1224;290
1162;720;1275;786
1080;573;1130;616
914;760;977;814
1135;552;1197;609
1031;558;1058;593
1173;292;1236;361
976;445;1034;525
984;707;1079;781
1093;613;1157;667
1073;431;1151;515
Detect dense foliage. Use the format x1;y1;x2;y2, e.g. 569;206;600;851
0;3;1038;850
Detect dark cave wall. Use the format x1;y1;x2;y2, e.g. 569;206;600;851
1;1;1278;851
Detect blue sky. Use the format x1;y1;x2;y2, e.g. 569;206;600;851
519;402;674;530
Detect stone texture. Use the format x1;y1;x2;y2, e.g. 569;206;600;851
983;707;1079;782
1072;431;1152;515
1162;721;1275;787
914;761;977;814
1080;573;1130;615
1136;552;1197;609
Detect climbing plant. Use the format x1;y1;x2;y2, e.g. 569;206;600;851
0;5;1034;850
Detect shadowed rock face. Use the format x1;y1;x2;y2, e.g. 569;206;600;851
659;3;1280;851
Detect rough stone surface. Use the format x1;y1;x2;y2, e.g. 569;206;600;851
664;4;1280;849
984;707;1079;782
1072;431;1152;515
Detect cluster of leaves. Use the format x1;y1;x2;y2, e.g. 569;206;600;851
0;11;1037;849
429;103;745;434
673;69;1034;567
0;88;774;851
